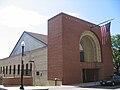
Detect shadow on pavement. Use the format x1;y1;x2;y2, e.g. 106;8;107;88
80;85;120;89
0;88;7;90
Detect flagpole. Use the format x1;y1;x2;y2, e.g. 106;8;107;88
90;18;115;28
97;18;115;26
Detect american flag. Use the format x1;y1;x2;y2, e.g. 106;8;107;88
100;22;111;45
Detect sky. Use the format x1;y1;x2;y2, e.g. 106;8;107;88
0;0;120;59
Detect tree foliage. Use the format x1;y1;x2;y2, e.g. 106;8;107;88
111;34;120;74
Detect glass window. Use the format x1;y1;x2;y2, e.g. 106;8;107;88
18;64;20;75
80;31;101;62
80;51;84;62
30;63;32;76
36;71;39;76
80;44;84;62
13;65;16;75
26;63;28;76
3;66;5;74
0;67;2;74
6;66;8;74
9;66;11;74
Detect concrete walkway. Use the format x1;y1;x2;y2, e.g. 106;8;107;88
0;85;49;90
0;82;100;90
73;82;100;87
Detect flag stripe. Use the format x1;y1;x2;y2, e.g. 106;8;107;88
100;22;111;45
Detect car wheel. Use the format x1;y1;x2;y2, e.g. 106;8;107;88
112;82;115;86
102;82;105;86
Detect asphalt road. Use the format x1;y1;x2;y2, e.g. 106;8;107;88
82;85;120;89
49;85;120;90
0;85;120;90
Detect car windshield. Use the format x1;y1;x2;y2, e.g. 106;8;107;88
112;75;120;79
104;75;120;80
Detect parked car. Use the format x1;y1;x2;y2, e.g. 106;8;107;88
100;75;120;86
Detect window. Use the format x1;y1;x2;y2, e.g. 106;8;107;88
36;71;39;76
80;50;84;62
80;31;101;62
3;66;5;74
80;44;84;62
13;65;16;75
6;66;8;74
9;66;11;74
0;67;2;74
26;63;28;76
30;63;32;75
18;64;20;75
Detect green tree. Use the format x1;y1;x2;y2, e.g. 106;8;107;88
111;34;120;75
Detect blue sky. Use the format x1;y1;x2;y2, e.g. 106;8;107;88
0;0;120;59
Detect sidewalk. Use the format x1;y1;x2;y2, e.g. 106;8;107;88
75;82;100;87
0;82;100;90
0;85;49;90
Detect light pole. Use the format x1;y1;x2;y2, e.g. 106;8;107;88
20;41;25;90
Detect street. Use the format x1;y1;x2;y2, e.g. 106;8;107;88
48;85;120;90
0;84;120;90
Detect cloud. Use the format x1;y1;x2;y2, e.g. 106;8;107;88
0;5;48;29
0;5;49;59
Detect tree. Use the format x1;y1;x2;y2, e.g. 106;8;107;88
111;34;120;75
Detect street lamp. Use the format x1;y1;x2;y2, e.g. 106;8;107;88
20;41;25;90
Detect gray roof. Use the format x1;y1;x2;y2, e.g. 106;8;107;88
26;31;48;44
9;31;48;57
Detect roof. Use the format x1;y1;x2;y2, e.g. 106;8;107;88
26;31;48;44
9;31;48;57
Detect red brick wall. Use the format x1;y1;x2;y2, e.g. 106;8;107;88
48;14;63;80
101;35;114;77
48;13;114;84
2;77;33;86
62;13;103;84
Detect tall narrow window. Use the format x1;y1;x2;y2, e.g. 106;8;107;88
3;66;5;74
6;66;8;74
0;67;2;74
80;44;84;62
26;63;28;76
13;65;16;75
9;66;11;74
80;51;84;62
30;63;32;76
18;64;20;75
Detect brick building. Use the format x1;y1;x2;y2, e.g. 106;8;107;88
0;13;114;86
48;13;114;85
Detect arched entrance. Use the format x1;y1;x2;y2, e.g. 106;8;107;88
80;31;101;82
80;31;101;62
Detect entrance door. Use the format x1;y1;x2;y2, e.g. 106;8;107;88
83;69;99;83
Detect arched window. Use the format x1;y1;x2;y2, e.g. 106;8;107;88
80;31;101;62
